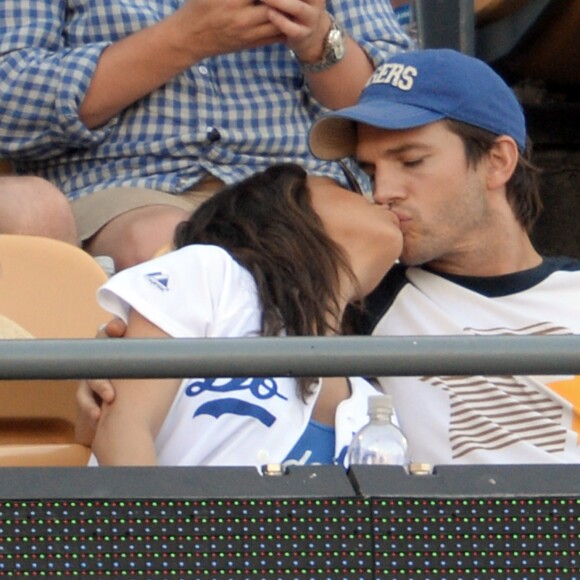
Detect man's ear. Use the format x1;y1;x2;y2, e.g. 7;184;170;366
485;136;519;190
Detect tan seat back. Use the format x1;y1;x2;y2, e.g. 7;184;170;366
0;235;111;465
0;234;110;338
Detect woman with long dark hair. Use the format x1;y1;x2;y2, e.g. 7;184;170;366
92;163;402;466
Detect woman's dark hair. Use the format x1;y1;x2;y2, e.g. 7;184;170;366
174;164;355;397
446;120;543;233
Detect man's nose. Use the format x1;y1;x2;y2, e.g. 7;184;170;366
372;172;406;206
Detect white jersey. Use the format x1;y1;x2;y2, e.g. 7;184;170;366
360;257;580;465
97;245;376;467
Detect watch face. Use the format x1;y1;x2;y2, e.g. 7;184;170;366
300;20;345;72
328;28;346;61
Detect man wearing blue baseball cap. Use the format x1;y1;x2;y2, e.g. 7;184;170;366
77;49;580;467
310;49;580;466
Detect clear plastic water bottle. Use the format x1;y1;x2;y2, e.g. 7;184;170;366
347;394;409;466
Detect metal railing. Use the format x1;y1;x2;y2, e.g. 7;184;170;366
0;335;578;379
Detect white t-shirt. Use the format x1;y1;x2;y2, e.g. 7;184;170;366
362;258;580;465
97;245;376;466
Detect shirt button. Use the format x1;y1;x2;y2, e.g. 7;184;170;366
198;65;209;75
207;127;221;142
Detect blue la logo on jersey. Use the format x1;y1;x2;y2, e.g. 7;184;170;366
145;271;169;291
193;398;277;427
184;377;288;427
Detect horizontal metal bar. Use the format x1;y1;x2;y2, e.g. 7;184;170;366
0;335;578;380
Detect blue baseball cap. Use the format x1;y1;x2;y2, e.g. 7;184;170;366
309;49;527;159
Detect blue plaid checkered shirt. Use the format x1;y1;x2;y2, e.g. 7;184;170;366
0;0;410;199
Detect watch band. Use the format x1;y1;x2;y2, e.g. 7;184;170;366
300;15;346;74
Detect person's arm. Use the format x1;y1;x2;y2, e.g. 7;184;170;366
79;0;284;128
0;0;282;156
0;1;99;158
264;0;371;108
91;309;181;466
262;0;411;109
300;37;373;109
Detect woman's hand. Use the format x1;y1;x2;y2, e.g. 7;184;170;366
74;318;126;446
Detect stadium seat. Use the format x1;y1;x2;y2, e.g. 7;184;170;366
0;235;112;465
0;234;110;338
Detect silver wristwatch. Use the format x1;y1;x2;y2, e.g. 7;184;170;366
301;15;346;73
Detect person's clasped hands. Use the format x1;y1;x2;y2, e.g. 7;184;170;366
174;0;335;64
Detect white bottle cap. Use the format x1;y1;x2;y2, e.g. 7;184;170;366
368;394;393;417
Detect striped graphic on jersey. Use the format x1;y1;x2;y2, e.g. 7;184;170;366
422;322;573;459
424;374;565;458
464;321;572;336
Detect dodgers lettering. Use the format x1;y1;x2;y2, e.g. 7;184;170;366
185;377;288;401
370;64;417;91
185;379;285;427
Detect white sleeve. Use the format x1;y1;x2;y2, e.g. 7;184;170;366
97;245;260;338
